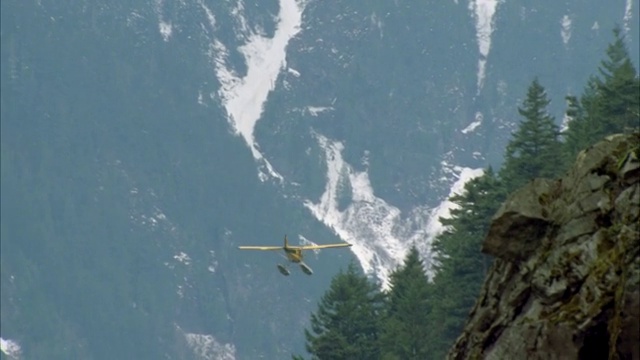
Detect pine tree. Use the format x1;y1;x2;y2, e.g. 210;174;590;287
562;77;603;162
562;26;640;162
304;262;384;360
380;246;432;360
595;26;640;134
428;169;505;358
500;78;562;192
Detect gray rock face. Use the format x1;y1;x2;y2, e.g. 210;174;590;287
448;133;640;360
483;178;556;262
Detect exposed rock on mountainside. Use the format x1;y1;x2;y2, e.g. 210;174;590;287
448;133;640;360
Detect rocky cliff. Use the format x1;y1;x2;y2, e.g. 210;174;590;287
447;133;640;360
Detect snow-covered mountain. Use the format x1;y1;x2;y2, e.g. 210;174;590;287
196;0;639;287
204;0;487;286
1;0;637;359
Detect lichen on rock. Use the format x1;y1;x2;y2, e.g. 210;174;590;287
447;133;640;360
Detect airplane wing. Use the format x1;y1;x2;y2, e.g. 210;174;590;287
238;246;284;251
299;243;352;250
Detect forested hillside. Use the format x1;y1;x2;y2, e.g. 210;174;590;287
298;27;639;360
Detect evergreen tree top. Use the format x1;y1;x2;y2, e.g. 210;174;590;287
396;246;425;274
501;78;562;191
598;25;637;82
386;245;429;304
517;77;553;122
304;261;383;360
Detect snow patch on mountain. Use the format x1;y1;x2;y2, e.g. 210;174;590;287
304;134;483;287
623;0;634;35
198;0;217;31
206;0;306;182
179;326;236;360
0;338;21;359
561;112;572;133
153;0;173;42
159;21;172;41
303;135;405;287
299;235;321;255
306;106;334;116
469;0;501;93
174;251;192;265
208;250;219;273
462;112;483;134
561;15;572;45
287;67;301;77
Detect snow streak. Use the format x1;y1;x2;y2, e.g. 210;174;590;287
199;0;487;285
469;0;501;93
304;134;484;287
0;338;21;359
462;112;483;134
561;15;572;45
623;0;634;37
207;0;306;181
178;325;236;360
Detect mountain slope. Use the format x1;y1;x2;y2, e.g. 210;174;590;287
1;0;638;358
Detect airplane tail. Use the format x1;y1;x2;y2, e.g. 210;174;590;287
284;235;289;249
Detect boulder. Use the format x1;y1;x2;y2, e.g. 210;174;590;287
482;178;556;262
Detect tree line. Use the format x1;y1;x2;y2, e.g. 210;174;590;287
295;26;639;360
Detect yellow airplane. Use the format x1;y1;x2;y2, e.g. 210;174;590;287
238;235;352;276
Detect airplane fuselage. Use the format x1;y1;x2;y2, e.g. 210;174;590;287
284;247;304;263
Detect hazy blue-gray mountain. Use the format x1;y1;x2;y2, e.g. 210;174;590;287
1;0;638;359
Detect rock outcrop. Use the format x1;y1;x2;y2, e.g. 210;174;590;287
448;133;640;360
